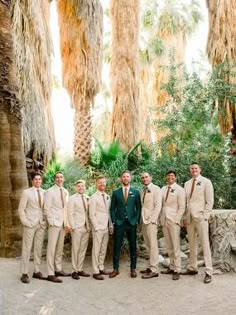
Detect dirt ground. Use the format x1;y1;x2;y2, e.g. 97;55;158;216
0;257;236;315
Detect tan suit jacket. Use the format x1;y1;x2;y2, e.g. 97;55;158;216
44;185;69;227
89;191;112;231
141;183;162;225
184;175;214;223
67;193;90;230
160;183;185;226
18;187;46;228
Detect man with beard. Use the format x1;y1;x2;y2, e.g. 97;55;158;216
109;170;141;278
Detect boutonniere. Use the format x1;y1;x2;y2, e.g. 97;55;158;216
170;189;175;193
86;197;89;201
106;196;109;200
147;189;151;193
196;182;201;186
129;191;134;196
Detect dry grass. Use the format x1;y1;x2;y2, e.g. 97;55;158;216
11;0;55;164
57;0;103;165
110;0;140;151
207;0;236;133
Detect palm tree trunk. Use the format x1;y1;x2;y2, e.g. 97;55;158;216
0;0;28;257
57;0;103;165
110;0;140;151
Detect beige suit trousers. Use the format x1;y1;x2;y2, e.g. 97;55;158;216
47;226;65;276
21;224;45;274
187;218;213;275
162;222;181;273
92;229;109;274
142;223;159;273
71;227;89;272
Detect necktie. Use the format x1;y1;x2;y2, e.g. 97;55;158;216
165;186;171;202
81;194;87;212
60;188;64;208
124;188;128;203
102;193;106;206
142;186;148;203
37;189;42;208
81;194;88;230
190;179;196;198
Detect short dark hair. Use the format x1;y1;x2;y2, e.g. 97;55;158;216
120;170;131;176
165;170;177;177
31;172;42;180
54;171;64;179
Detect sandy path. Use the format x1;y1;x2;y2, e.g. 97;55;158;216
0;257;236;315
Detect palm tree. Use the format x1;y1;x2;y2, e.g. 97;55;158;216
0;0;28;257
206;0;236;207
110;0;141;151
57;0;103;166
11;0;55;164
145;0;201;138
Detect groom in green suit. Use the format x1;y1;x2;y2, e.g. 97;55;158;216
109;170;141;278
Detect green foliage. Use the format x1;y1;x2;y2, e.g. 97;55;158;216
43;156;63;190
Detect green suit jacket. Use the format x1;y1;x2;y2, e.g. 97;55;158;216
110;187;141;226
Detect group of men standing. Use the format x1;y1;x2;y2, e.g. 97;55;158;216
18;162;214;285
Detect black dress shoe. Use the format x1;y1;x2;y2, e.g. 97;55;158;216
161;268;174;275
33;272;47;280
78;271;90;277
172;272;180;280
142;272;159;279
55;270;71;277
72;272;80;280
47;275;63;283
21;274;29;284
140;268;151;274
93;273;105;280
100;270;112;275
109;269;119;278
181;269;198;275
204;273;212;284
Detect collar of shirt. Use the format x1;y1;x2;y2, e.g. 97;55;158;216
166;183;175;189
97;190;106;196
32;186;42;192
192;175;201;182
122;186;130;192
55;184;64;191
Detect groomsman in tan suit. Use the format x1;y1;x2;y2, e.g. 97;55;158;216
44;171;70;283
140;172;162;279
89;176;113;280
182;163;214;284
67;180;90;280
160;170;185;280
18;173;47;283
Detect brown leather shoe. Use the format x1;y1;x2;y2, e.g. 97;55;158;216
32;272;47;280
140;268;151;274
109;269;119;278
161;268;174;275
181;269;198;275
21;274;29;284
72;272;80;280
130;270;137;278
93;273;105;280
142;271;159;279
100;270;112;275
55;270;71;277
78;271;90;277
172;272;180;280
47;275;63;283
